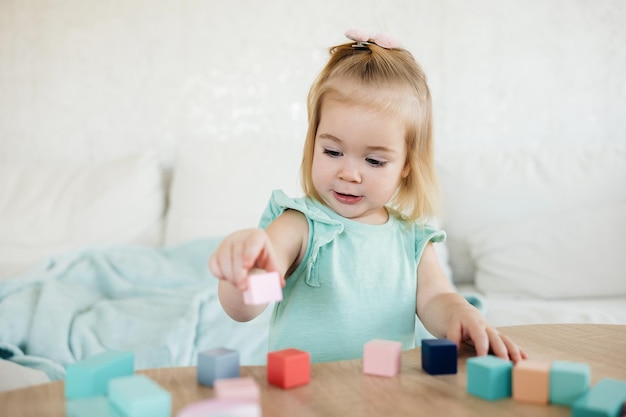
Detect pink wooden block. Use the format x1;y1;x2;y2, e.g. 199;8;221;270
214;377;260;402
177;399;260;417
363;339;402;377
243;272;283;305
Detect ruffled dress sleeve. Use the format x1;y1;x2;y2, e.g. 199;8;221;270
414;224;446;263
258;190;343;288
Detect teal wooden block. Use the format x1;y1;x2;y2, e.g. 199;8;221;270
109;375;171;417
197;348;240;387
466;355;513;401
66;396;122;417
572;378;626;417
65;350;134;399
550;360;591;406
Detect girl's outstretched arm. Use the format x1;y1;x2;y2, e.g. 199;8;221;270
416;243;526;363
208;209;308;322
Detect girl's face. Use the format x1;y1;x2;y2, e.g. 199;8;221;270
311;98;409;224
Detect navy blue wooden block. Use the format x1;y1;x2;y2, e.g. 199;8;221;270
421;338;458;375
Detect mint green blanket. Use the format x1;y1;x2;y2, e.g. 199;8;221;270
0;238;272;380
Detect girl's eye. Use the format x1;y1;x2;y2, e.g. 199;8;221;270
323;148;342;158
366;157;387;167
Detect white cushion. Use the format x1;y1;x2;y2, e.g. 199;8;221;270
164;140;303;246
0;152;164;279
469;203;626;298
437;143;626;292
456;284;626;326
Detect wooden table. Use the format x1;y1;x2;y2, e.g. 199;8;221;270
1;324;625;416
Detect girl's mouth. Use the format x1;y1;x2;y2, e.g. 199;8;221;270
333;191;363;205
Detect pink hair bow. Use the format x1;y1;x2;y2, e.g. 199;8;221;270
345;28;401;49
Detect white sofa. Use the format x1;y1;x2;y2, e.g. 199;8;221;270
1;140;625;391
437;143;626;326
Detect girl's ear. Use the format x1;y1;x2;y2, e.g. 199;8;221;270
401;161;410;178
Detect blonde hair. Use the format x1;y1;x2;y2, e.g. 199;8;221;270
300;41;439;222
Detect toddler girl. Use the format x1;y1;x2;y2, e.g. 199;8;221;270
209;30;525;363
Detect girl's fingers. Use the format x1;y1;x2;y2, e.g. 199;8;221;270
446;323;463;349
479;329;526;364
208;246;230;281
453;321;526;364
231;239;249;290
484;327;509;360
208;229;282;291
208;253;221;280
242;233;270;270
207;234;248;285
467;325;491;358
500;334;526;363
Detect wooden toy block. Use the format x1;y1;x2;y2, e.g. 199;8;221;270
108;374;171;417
197;347;240;387
512;360;551;405
65;350;134;399
267;348;310;389
66;396;121;417
363;339;402;377
214;377;260;402
243;272;283;305
421;338;458;375
177;399;261;417
466;355;513;401
572;378;626;417
550;360;591;406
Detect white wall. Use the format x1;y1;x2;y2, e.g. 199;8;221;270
1;0;625;168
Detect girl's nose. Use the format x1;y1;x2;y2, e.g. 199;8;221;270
338;160;362;183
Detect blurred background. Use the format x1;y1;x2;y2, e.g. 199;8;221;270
1;0;624;169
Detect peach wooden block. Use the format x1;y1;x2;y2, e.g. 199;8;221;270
214;377;260;402
512;360;551;405
363;339;402;377
243;272;283;305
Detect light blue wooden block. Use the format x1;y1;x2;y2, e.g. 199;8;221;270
66;396;122;417
466;355;513;401
572;378;626;417
65;350;134;399
197;348;240;388
109;375;171;417
550;360;591;406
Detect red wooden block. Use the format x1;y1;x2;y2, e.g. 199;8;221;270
267;348;310;389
